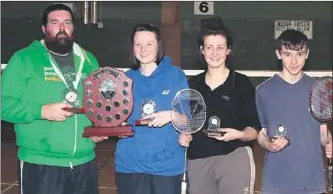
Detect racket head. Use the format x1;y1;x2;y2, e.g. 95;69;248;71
170;89;206;134
309;76;332;122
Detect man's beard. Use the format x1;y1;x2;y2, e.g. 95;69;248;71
45;31;74;55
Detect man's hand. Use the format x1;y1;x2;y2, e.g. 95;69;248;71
325;140;332;159
41;103;74;121
265;136;290;153
142;111;171;128
320;124;332;159
90;136;108;143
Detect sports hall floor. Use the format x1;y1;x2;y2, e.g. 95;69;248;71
1;130;329;194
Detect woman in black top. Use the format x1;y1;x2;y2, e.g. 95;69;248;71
179;17;261;194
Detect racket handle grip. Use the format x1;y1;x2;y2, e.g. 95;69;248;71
328;160;332;192
181;181;187;194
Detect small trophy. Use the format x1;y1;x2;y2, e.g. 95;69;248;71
63;67;134;137
204;116;225;136
270;124;290;145
276;125;287;137
135;100;157;126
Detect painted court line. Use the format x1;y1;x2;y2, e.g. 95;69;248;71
1;183;18;186
1;183;261;193
98;186;117;189
2;181;18;193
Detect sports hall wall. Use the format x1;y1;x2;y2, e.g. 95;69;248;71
1;1;332;71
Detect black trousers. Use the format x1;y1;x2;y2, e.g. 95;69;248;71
116;172;189;194
21;159;98;194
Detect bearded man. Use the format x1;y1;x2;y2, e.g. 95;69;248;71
1;4;105;194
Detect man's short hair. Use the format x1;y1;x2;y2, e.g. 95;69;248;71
276;29;308;51
42;4;75;26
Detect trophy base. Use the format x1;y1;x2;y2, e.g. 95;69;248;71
204;130;225;137
82;125;134;137
63;107;85;114
135;118;153;126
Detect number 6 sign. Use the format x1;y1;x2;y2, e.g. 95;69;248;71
194;1;214;15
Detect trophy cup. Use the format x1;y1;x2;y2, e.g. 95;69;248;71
63;67;134;137
135;100;157;126
203;116;225;136
270;124;290;145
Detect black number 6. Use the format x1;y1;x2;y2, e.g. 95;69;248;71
199;2;209;13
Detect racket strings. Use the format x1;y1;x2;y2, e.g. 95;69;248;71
171;89;206;134
310;78;333;120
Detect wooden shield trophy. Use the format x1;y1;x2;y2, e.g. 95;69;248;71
64;67;134;137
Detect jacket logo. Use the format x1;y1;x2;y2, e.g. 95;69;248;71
44;67;61;82
162;90;170;95
221;95;230;100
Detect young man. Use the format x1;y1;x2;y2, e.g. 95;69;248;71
256;29;332;194
1;4;104;194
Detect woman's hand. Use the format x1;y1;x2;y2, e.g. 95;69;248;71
142;111;172;128
207;128;243;142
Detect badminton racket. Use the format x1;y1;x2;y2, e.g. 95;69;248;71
309;76;332;193
170;89;206;194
